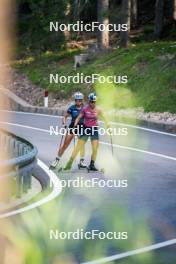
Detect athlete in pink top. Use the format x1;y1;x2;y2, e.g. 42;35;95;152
81;105;98;127
65;93;109;171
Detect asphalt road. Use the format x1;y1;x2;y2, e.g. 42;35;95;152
1;110;176;263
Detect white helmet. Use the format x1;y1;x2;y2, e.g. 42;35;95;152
74;92;84;100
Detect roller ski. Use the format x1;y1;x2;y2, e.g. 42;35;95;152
49;157;63;173
87;160;105;173
49;157;60;170
64;158;87;171
78;159;87;170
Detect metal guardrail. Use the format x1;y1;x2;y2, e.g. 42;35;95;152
0;129;38;198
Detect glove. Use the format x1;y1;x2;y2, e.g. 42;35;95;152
62;122;67;129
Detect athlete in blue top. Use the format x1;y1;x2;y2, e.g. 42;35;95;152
50;92;86;169
67;103;84;128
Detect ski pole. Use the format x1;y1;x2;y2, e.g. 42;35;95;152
110;134;114;156
59;111;65;152
73;136;76;148
59;132;64;152
59;110;67;151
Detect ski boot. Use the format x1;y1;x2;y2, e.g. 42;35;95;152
78;159;87;169
64;158;74;171
49;157;60;170
87;160;98;172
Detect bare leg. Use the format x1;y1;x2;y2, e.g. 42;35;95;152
50;134;74;169
91;140;99;161
80;142;85;159
71;139;86;160
88;140;99;171
58;134;74;157
64;139;86;170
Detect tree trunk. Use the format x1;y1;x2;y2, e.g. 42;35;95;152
131;0;138;28
97;0;109;49
173;0;176;21
154;0;164;38
74;0;79;20
120;0;131;48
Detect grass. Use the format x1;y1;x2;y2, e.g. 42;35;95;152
14;41;176;113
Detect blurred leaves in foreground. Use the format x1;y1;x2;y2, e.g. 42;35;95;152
0;186;167;264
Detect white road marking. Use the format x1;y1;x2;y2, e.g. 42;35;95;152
1;121;176;161
82;239;176;264
1;110;176;137
1;109;60;118
0;122;49;133
100;141;176;161
0;118;176;262
99;120;176;137
0;159;62;218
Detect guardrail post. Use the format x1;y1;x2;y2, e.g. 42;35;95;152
15;166;23;198
27;170;32;190
23;170;32;193
0;129;38;201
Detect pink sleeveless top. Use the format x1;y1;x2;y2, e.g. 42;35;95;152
82;105;98;127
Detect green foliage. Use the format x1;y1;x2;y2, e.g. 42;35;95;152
3;191;156;264
14;41;176;113
17;0;67;53
4;187;173;263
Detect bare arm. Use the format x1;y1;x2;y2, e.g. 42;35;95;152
74;112;84;127
62;112;70;127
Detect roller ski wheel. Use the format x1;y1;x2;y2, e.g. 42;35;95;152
49;165;54;170
87;161;105;173
87;167;105;173
57;167;63;173
78;164;88;171
49;164;59;171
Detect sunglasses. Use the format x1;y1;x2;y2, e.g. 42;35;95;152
75;99;83;102
90;101;96;103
